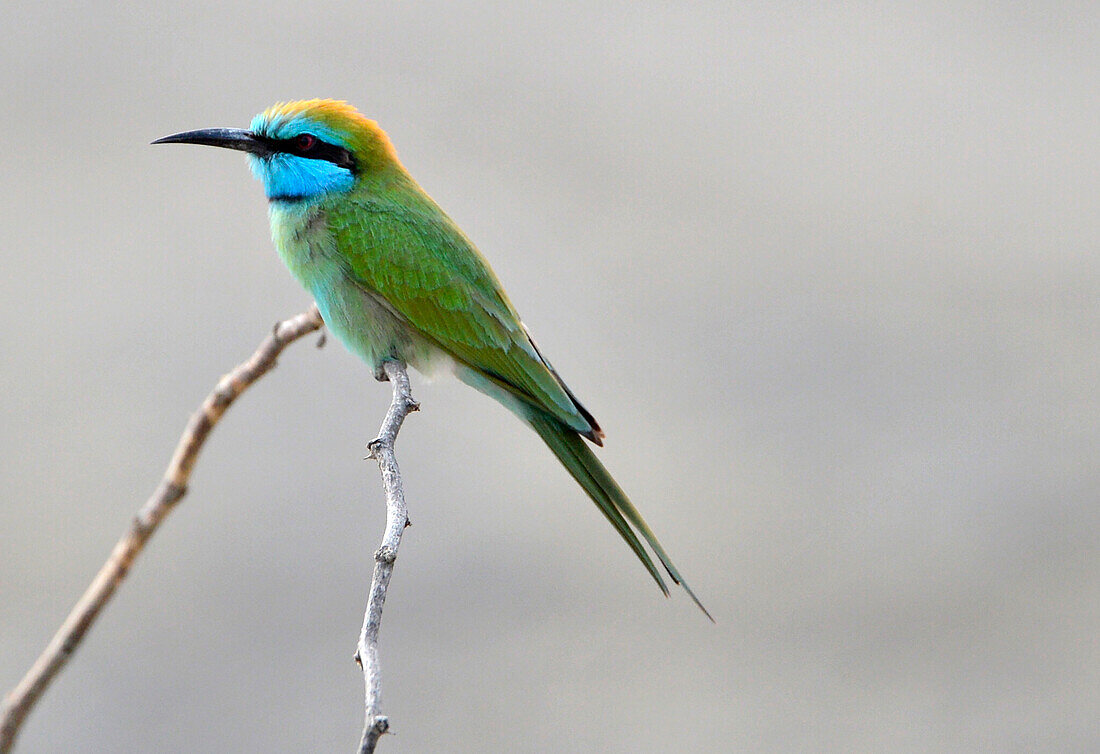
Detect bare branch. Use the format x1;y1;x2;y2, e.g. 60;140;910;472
0;306;325;753
356;360;418;754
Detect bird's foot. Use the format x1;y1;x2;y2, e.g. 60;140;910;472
373;356;409;382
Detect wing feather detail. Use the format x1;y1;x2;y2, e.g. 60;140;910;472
329;196;601;440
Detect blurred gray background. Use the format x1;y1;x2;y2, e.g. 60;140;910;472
2;2;1097;752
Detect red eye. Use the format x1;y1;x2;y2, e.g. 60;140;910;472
296;133;317;151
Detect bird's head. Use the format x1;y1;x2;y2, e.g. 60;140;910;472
154;99;398;202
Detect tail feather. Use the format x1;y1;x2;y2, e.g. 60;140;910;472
528;411;669;595
525;410;713;620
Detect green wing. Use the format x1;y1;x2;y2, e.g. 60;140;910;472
329;192;710;616
329;195;602;442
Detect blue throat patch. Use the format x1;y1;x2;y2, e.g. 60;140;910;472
249;152;354;202
247;111;356;202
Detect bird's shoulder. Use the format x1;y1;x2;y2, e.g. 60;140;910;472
327;192;519;322
325;190;594;433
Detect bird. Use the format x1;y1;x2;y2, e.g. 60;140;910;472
154;99;709;618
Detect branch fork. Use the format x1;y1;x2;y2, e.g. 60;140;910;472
1;307;419;754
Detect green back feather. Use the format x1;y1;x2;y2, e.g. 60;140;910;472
327;188;599;439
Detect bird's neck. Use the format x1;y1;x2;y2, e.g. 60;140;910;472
265;165;429;285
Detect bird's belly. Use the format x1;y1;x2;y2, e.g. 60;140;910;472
270;202;452;378
318;276;453;377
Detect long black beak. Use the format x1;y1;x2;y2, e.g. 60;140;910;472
152;128;272;156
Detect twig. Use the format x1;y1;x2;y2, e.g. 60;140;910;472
0;305;325;753
355;360;418;754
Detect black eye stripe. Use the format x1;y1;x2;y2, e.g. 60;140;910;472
257;134;357;173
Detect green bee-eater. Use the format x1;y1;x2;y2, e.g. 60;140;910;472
155;99;708;617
